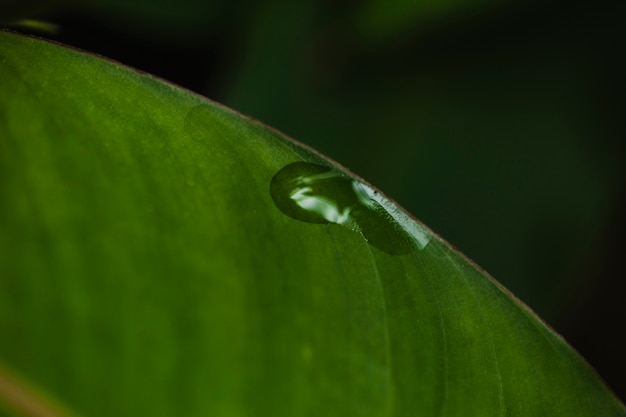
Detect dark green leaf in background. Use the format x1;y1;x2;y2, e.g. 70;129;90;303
352;0;507;42
1;31;625;416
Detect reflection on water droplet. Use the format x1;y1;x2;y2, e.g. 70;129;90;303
270;162;432;255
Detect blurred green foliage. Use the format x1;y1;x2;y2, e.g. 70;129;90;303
353;0;506;41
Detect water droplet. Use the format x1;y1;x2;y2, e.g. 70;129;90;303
270;162;432;255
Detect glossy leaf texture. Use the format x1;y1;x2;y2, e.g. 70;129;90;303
0;31;624;417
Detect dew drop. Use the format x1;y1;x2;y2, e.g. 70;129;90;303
270;162;432;255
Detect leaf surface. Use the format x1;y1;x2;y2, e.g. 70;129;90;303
0;31;624;417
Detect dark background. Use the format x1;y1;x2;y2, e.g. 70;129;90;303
8;0;626;402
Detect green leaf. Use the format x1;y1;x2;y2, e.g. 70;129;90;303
0;30;623;416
